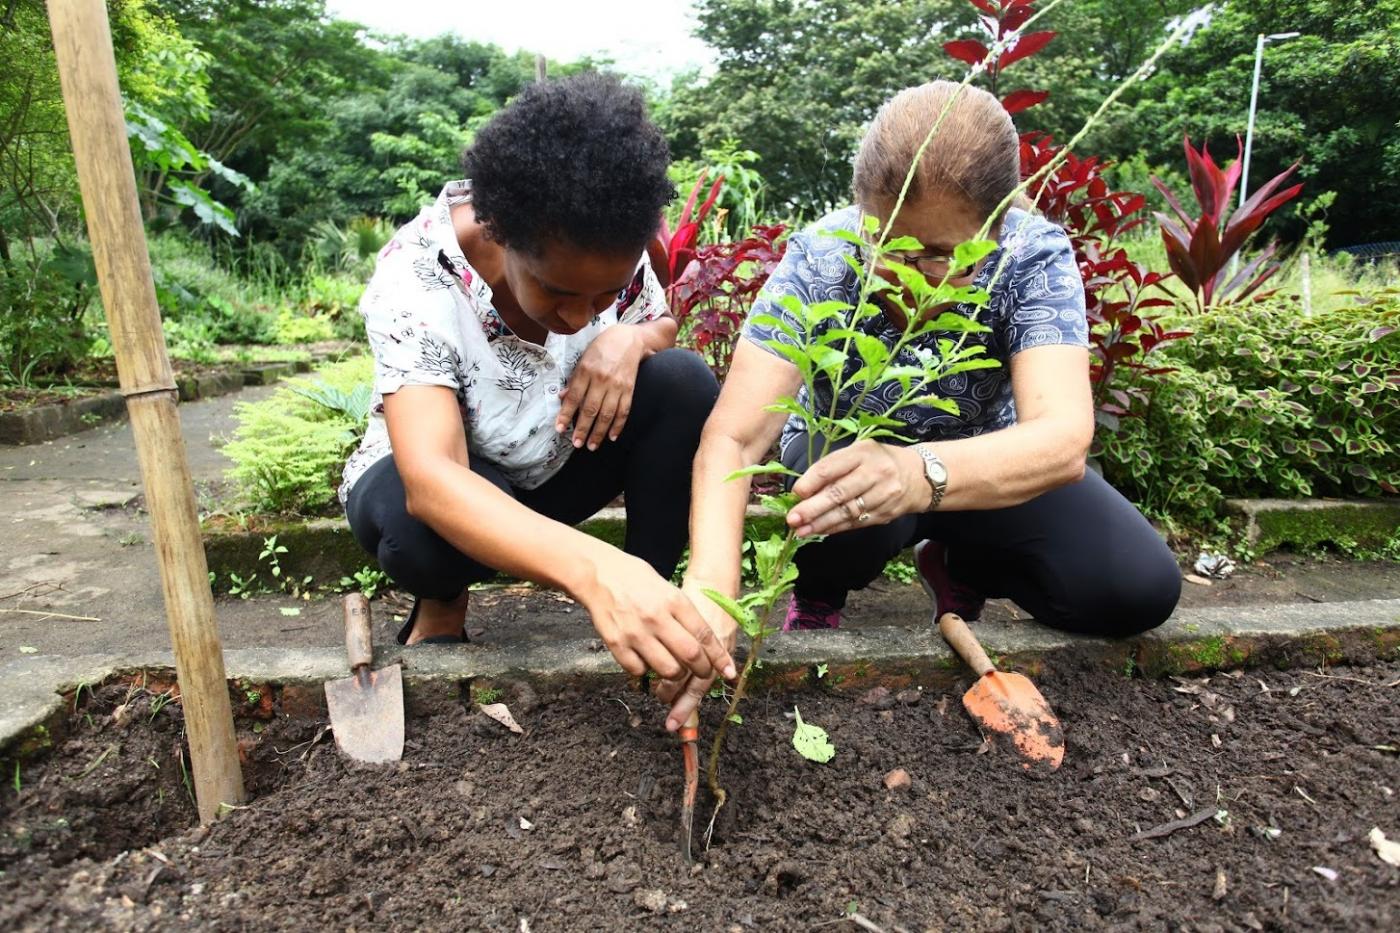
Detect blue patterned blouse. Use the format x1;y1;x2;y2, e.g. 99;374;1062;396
742;205;1087;453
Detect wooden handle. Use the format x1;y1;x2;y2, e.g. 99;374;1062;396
344;594;373;670
679;709;700;743
938;613;995;677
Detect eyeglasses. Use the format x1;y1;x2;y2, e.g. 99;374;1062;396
859;236;984;281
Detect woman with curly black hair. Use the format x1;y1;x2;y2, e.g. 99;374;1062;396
340;74;735;686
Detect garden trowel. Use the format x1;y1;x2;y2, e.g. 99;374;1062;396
325;593;404;764
938;612;1064;772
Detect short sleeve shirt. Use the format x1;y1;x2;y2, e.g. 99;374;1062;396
742;205;1086;454
339;180;668;503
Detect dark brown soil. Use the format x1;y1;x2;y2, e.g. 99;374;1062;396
3;661;1398;931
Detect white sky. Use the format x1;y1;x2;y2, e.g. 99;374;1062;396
324;0;715;82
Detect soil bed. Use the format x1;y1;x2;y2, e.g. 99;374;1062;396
2;660;1398;930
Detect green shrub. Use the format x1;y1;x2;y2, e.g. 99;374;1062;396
0;250;95;383
224;356;373;514
1101;295;1399;527
148;234;277;345
273;308;336;345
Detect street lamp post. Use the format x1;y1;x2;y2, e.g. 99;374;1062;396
1240;31;1300;210
1233;30;1299;278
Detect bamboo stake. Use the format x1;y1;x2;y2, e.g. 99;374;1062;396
47;0;245;822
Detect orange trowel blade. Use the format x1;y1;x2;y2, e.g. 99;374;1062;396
962;670;1064;772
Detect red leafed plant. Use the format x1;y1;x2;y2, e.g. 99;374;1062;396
943;0;1055;113
1020;133;1189;432
661;170;726;286
668;223;787;380
1151;136;1302;313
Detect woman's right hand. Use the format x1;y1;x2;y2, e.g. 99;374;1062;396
654;579;740;732
574;548;737;686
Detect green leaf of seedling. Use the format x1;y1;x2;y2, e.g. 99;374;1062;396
764;340;815;379
923;312;991;334
940;358;1003;378
816;663;828;679
863;213;881;235
728;714;743;725
807;300;855;323
701;589;757;635
749;312;803;345
913;395;961;415
758;492;800;515
725;461;801;482
883;235;925;253
278;607;301;617
826;227;867;248
953;238;997;270
792;707;836;763
853;333;891;370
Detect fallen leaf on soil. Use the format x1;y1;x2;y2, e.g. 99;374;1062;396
278;607;300;617
480;703;523;734
1212;868;1228;900
792;707;835;763
1183;573;1213;587
519;817;534;831
1369;827;1400;866
1311;866;1338;882
18;646;37;654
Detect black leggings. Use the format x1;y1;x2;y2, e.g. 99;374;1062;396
345;349;718;601
782;435;1181;638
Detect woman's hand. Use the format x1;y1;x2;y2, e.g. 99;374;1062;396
654;578;741;732
786;439;932;536
556;324;648;450
575;548;737;688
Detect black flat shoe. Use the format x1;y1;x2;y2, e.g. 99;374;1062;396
396;597;468;645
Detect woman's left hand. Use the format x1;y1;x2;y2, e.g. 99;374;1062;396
556;324;648;450
787;439;932;537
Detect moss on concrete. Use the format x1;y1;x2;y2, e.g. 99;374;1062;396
1233;500;1400;555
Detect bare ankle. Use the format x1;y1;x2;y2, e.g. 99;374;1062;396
406;590;469;644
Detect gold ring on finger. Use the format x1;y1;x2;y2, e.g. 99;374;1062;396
858;512;871;524
855;495;867;513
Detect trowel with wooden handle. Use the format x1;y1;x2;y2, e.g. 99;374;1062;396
324;593;404;764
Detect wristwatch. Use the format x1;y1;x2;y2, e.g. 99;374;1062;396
915;444;948;511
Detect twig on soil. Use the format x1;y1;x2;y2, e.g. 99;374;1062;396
0;607;101;622
1294;786;1318;805
1304;670;1396;688
848;913;888;933
1130;807;1218;842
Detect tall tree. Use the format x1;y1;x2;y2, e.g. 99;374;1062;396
665;0;977;217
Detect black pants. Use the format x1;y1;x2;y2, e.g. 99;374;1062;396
782;435;1181;637
345;349;718;601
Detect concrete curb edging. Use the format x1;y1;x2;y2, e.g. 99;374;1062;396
0;358;319;447
203;506;789;592
3;597;1397;757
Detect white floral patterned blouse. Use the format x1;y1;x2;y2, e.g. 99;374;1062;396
338;180;668;504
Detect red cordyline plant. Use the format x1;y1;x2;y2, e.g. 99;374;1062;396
1021;134;1190;431
1152;136;1302;313
944;0;1056;113
661;170;726;286
661;172;787;380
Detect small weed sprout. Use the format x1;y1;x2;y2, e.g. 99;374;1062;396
340;566;390;600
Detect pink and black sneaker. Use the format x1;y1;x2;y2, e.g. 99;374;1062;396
913;539;985;622
782;594;843;631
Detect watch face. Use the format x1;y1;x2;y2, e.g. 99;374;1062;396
926;456;948;485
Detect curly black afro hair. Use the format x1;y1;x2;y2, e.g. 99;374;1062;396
462;72;674;257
